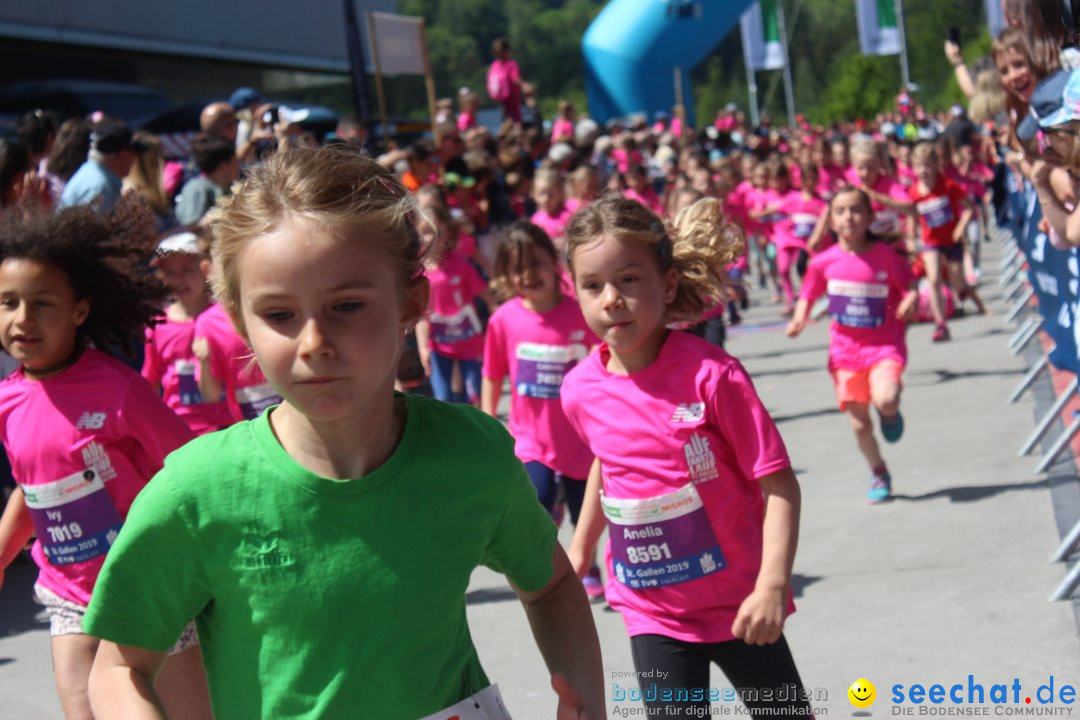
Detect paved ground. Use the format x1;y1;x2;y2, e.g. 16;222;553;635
2;235;1078;718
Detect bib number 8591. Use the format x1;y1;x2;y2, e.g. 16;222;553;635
625;542;672;564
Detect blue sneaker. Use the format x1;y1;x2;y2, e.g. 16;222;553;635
867;472;892;504
880;412;904;443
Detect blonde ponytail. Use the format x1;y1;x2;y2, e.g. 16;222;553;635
669;197;744;323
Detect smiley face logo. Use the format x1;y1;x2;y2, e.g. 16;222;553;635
848;678;876;708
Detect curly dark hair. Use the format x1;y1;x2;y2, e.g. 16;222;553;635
0;200;168;356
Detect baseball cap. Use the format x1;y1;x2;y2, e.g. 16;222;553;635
228;87;262;111
548;142;575;164
1018;69;1076;141
90;121;147;154
156;232;203;257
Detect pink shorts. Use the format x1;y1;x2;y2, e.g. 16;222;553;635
830;359;903;410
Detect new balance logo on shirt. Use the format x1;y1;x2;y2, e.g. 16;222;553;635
75;412;106;430
670;403;705;423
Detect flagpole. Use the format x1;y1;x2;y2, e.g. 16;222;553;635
894;0;911;89
744;55;760;128
776;0;796;127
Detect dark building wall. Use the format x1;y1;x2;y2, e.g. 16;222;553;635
0;1;394;108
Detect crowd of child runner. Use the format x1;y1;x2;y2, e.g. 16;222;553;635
0;28;1030;719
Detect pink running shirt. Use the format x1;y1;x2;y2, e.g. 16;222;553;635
0;349;194;606
866;175;911;237
561;331;794;643
531;205;574;245
799;242;915;371
483;295;596;478
741;184;772;237
551;118;574;144
722;197;751;272
143;312;235;435
623;187;664;217
819;164;847;198
456;111;476;132
194;303;281;422
425;252;488;360
767;190;826;251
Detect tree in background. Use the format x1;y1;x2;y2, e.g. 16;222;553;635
378;0;993;127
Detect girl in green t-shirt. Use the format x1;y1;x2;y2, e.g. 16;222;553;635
83;144;605;719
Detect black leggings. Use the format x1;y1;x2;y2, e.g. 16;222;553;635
628;633;813;718
523;461;586;524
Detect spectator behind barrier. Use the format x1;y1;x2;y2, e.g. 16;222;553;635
1023;68;1080;247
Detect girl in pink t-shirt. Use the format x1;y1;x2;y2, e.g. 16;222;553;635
787;187;918;504
193;300;282;423
850;138;912;242
0;205;210;720
415;205;496;405
565;165;599;215
758;164;824;314
551;100;575;145
562;196;813;717
742;161;782;300
481;222;604;596
530;168;573;251
142;231;234;435
623;164;664;217
456;88;478;132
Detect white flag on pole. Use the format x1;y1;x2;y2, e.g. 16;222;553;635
855;0;902;56
368;12;425;76
740;0;785;71
984;0;1006;39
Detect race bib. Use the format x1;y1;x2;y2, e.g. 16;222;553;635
175;360;206;406
870;209;901;236
22;468;123;566
430;305;482;345
603;483;725;590
916;197;954;229
827;279;889;328
235;382;281;420
514;343;586;400
791;213;819;239
760;211;786;224
419;685;511;720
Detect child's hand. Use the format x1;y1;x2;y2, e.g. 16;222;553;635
1031;160;1055;189
192;337;211;362
896;292;918;322
786;318;805;338
944;40;964;67
731;586;786;645
565;545;591;580
552;672;595;720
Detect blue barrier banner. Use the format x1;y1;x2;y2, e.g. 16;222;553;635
1006;170;1026;239
1017;186;1080;374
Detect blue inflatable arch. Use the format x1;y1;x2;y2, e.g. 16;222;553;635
582;0;754;125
